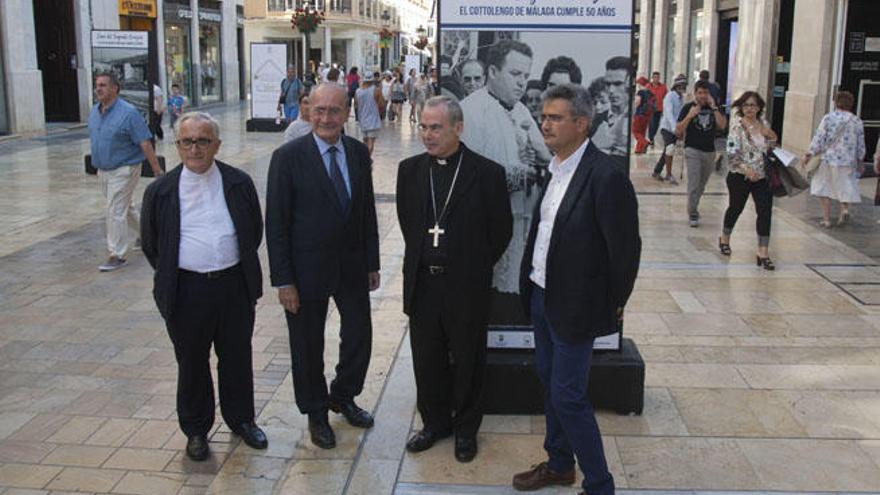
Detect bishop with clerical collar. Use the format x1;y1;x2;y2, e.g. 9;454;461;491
396;96;513;463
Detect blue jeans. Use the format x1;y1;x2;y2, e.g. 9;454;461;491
531;285;614;495
284;104;299;120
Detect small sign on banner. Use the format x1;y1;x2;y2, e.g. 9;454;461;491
91;30;149;49
850;32;866;53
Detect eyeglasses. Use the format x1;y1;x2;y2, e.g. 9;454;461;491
741;103;760;108
540;114;575;124
176;138;214;148
312;106;345;117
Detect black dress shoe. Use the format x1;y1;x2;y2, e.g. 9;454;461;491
405;428;452;453
328;399;374;428
185;434;209;461
234;421;268;449
308;414;336;449
454;436;478;463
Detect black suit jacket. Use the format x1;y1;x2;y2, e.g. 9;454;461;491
141;161;264;319
519;141;641;343
265;133;380;299
396;145;513;317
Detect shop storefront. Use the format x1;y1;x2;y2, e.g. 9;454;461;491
164;2;195;103
199;4;223;104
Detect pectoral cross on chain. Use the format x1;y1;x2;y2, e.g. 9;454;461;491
428;223;445;248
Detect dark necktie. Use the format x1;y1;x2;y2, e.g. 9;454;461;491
328;146;350;211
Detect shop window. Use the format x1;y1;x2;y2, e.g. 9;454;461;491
665;13;677;82
688;11;704;82
165;22;194;103
199;20;222;103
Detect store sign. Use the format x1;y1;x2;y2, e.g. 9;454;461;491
119;0;157;18
200;10;223;22
175;8;222;22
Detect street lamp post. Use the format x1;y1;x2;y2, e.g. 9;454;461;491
415;25;428;74
291;1;324;74
380;10;391;70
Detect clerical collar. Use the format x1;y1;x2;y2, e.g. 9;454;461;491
488;88;516;111
432;145;463;166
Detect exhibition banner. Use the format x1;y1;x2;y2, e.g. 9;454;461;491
250;43;288;120
91;30;151;118
438;0;635;351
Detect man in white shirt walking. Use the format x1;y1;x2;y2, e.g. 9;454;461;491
141;112;268;462
651;73;688;184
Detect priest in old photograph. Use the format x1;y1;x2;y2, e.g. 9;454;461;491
396;95;513;463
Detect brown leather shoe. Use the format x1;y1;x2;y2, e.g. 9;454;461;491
512;461;576;491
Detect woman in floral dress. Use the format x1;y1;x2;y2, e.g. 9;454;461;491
802;91;866;227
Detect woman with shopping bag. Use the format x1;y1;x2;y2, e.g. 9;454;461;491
718;91;778;270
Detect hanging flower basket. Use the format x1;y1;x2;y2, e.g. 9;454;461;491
414;36;429;50
378;28;396;42
290;8;325;34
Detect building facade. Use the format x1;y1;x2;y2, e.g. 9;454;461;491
242;0;430;81
636;0;879;158
0;0;244;135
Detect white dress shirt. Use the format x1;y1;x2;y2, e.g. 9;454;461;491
178;162;240;272
530;138;590;288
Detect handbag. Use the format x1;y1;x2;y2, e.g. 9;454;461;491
799;117;849;179
764;154;787;197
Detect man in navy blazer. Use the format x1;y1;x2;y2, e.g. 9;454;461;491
265;84;381;449
512;84;640;495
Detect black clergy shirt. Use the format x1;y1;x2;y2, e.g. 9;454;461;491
420;146;463;268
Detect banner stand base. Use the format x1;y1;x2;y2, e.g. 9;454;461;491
483;337;645;415
246;119;286;132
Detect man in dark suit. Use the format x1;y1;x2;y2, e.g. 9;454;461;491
141;111;268;461
397;96;512;462
265;83;381;449
512;84;640;495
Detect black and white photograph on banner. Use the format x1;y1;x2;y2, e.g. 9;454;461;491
91;31;151;119
438;29;633;340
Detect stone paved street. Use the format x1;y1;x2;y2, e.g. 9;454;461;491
1;103;879;494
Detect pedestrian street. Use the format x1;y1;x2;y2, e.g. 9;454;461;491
0;103;879;494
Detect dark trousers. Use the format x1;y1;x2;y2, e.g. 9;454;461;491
165;267;256;437
723;172;772;241
285;279;372;415
149;111;164;140
531;285;614;495
653;129;677;175
648;110;662;142
409;273;487;438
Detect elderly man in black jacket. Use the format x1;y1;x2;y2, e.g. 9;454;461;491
512;84;640;495
141;112;267;461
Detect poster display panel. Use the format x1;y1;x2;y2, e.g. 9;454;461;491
250;43;288;120
438;0;634;351
91;30;151;118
